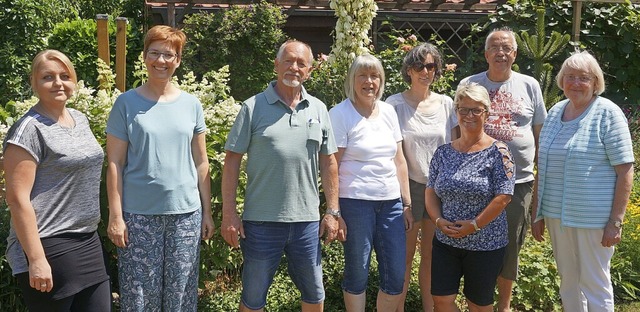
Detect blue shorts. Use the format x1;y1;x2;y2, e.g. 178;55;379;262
340;198;406;295
240;221;324;310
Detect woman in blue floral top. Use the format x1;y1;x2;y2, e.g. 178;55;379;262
426;83;515;311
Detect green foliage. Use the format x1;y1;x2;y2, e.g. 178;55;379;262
511;236;562;311
47;17;145;92
515;6;570;108
0;0;77;103
181;1;287;101
305;56;348;107
487;0;640;104
0;204;27;312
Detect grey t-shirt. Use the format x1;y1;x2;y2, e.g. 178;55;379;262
461;71;547;183
3;108;103;274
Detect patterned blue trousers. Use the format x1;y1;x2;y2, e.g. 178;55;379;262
118;209;201;312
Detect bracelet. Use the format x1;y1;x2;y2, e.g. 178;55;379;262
435;217;441;227
402;203;412;208
471;219;480;232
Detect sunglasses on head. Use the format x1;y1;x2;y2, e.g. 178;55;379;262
411;62;437;72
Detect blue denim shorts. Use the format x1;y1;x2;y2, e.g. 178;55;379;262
340;198;406;295
240;221;324;309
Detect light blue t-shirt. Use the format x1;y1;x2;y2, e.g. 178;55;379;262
106;89;206;215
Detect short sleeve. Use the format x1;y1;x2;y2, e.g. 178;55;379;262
319;104;338;155
492;142;516;195
329;105;348;148
531;80;547;126
106;95;129;142
194;99;206;134
4;115;44;163
601;105;634;166
224;102;252;154
427;146;443;189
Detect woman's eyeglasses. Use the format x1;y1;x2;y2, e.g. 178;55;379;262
147;50;178;62
411;62;437;72
456;107;487;116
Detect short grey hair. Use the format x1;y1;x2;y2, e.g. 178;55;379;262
485;27;518;52
344;54;386;103
276;40;313;64
556;50;605;95
454;82;492;114
400;43;444;84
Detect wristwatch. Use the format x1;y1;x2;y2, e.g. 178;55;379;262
325;209;341;219
610;219;623;228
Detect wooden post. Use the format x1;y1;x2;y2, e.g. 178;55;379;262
96;14;110;67
167;3;176;27
115;17;128;92
572;1;582;42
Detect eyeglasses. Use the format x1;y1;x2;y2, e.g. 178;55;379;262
147;50;178;62
456;107;487;116
411;62;437;72
564;74;594;83
487;45;515;54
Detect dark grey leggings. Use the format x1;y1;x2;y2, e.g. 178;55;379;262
17;274;111;312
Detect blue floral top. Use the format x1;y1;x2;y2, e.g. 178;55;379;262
427;141;515;251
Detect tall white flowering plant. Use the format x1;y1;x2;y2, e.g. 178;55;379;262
328;0;377;67
306;0;378;106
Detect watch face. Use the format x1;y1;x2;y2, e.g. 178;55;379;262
615;221;622;228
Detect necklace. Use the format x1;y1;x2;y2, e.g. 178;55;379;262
454;133;485;153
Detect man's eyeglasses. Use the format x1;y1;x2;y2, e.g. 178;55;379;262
456;107;487;116
411;62;437;72
487;45;515;54
147;50;178;62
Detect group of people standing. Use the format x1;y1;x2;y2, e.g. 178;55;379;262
3;23;634;312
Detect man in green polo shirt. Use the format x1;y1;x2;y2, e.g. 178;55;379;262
221;40;346;312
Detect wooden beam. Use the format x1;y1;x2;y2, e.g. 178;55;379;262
115;17;128;92
572;1;582;42
96;14;110;68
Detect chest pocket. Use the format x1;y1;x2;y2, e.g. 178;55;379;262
307;122;323;149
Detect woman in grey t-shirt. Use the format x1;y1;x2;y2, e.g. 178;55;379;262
3;50;110;311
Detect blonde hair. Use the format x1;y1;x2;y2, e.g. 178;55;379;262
454;82;492;114
556;50;605;95
344;54;385;103
30;50;77;96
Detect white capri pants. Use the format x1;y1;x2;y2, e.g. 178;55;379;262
545;217;615;312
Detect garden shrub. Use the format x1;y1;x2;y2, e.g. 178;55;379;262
181;0;287;101
485;0;640;105
48;17;145;92
511;236;561;311
0;0;77;104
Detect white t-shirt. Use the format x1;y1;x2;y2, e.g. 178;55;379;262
329;98;402;200
386;93;458;184
461;71;547;183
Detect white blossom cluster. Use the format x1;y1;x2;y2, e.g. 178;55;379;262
328;0;377;67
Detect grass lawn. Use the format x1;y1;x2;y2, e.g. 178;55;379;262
619;301;640;311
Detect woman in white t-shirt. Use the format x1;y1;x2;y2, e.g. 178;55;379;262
385;43;459;312
329;54;413;311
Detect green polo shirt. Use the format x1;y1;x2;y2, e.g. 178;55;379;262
225;81;337;222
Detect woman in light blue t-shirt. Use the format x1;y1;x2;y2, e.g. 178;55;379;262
105;25;214;312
